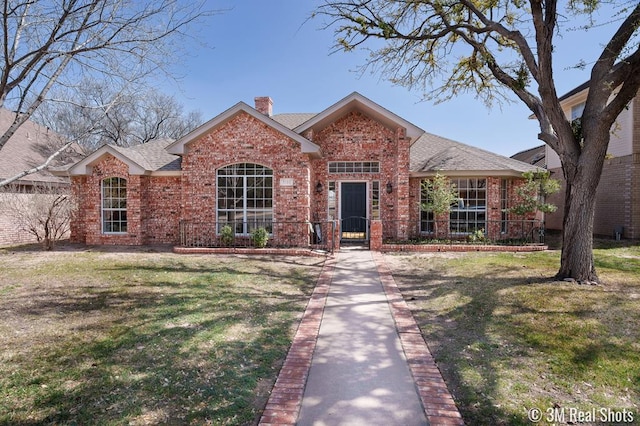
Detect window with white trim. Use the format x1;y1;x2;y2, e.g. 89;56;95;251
102;177;127;233
217;163;273;234
328;161;380;173
571;102;585;120
501;179;510;234
328;181;336;220
449;178;486;234
372;181;380;220
420;187;435;233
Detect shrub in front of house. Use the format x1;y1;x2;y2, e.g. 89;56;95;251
220;225;234;247
251;227;269;248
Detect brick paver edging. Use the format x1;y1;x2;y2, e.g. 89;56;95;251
173;246;329;257
372;252;466;426
381;244;547;253
258;256;335;425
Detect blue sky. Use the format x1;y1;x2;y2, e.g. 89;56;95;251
169;1;618;157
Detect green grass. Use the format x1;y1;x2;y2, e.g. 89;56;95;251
0;248;323;425
386;242;640;426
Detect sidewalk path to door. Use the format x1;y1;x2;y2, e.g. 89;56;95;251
259;248;464;426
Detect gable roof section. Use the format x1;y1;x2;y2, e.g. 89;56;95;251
61;139;180;176
410;132;541;177
166;102;321;157
294;92;424;143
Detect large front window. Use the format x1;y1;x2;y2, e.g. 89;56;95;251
217;163;273;234
419;177;486;234
450;178;486;234
102;177;127;233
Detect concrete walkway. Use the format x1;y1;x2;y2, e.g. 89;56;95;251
259;248;464;426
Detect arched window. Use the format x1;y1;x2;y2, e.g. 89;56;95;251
102;177;127;233
217;163;273;234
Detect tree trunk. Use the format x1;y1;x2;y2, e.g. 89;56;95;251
557;178;598;282
555;132;608;283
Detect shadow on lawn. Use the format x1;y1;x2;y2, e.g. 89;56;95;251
1;258;320;425
390;257;640;426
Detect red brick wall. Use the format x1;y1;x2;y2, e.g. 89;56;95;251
141;176;182;244
546;154;637;238
310;110;409;237
72;157;140;245
631;98;640;239
408;175;532;239
181;111;312;245
71;157;182;245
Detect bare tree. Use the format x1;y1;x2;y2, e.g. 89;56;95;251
0;183;75;250
34;82;203;149
0;0;215;184
316;0;640;283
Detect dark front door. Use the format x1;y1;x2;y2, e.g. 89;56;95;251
341;182;367;240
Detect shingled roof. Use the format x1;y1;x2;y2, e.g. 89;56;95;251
0;108;82;185
410;132;540;176
510;145;546;168
111;139;181;172
272;113;317;129
56;93;539;177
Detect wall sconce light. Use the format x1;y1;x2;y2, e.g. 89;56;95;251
316;182;323;193
386;181;393;194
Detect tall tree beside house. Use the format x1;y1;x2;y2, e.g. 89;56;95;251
316;0;640;283
0;0;215;186
34;82;203;150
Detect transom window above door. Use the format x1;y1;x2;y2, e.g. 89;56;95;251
328;161;380;173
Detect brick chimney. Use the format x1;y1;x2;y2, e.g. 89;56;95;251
254;96;273;117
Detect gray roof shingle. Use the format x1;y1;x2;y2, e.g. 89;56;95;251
0;108;83;184
271;113;317;129
410;132;540;174
510;145;546;168
110;139;181;172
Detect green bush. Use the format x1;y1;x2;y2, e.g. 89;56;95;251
220;225;234;247
468;228;486;243
251;227;269;248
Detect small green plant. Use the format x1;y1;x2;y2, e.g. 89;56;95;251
220;224;234;246
468;228;485;243
251;227;269;248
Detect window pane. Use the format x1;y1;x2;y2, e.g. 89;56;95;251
102;177;127;234
217;164;273;235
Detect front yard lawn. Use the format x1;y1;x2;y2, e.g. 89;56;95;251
0;247;323;425
385;242;640;425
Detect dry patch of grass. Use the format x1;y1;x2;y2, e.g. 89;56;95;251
0;246;323;425
386;243;640;425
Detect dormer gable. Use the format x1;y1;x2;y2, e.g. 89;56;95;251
294;92;423;144
166;102;321;158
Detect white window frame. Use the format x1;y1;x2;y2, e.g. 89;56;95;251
449;178;487;235
101;177;127;234
216;163;274;235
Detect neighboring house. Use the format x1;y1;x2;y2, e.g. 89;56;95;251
515;85;640;239
0;108;81;247
511;145;546;169
54;92;540;248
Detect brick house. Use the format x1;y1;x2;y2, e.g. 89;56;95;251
515;84;640;239
56;92;540;248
